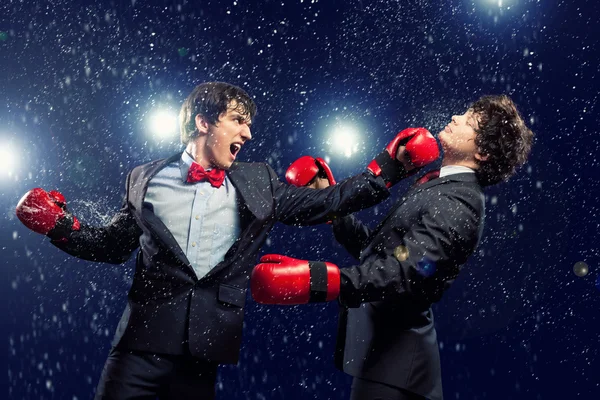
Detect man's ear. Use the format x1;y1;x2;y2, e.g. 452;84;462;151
194;114;210;135
474;152;489;162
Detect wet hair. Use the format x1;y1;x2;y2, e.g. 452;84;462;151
179;82;257;145
471;95;534;186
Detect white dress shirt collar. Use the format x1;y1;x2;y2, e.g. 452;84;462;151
439;165;475;178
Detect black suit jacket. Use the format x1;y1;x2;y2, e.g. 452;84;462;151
333;173;485;400
51;153;390;364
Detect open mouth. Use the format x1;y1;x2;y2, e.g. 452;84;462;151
230;143;242;157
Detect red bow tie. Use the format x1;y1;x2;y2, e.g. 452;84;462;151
186;162;226;188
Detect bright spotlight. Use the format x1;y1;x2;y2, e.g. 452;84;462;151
329;124;360;158
148;109;178;139
0;143;18;179
482;0;514;8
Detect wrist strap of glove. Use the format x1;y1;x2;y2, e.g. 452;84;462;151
47;213;75;241
373;150;409;186
308;261;328;302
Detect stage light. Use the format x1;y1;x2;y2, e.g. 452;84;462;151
148;109;178;139
482;0;515;8
0;142;18;179
329;124;360;158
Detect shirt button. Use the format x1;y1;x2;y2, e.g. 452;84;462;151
199;191;205;196
195;215;200;220
192;242;196;247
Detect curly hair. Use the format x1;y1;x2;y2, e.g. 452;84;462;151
179;82;257;145
471;95;534;186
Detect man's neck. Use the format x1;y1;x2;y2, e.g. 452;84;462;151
441;157;479;170
185;140;211;170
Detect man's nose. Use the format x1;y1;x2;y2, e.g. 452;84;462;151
241;125;252;141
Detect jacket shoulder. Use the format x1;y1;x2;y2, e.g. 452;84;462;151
230;161;277;181
133;157;168;172
231;160;271;171
429;180;485;218
417;178;482;215
129;158;170;182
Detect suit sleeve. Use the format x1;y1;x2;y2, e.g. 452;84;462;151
332;215;373;260
338;193;481;307
49;172;142;264
268;164;390;226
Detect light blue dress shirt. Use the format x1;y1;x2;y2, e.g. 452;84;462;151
144;152;241;279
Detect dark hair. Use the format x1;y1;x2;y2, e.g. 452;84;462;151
179;82;257;145
471;95;534;186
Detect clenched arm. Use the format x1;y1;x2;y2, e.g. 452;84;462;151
332;215;373;260
268;164;390;226
50;173;142;264
339;194;482;307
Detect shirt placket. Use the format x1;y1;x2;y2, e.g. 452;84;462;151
187;183;213;277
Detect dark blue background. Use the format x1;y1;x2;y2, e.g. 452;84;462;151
2;0;599;399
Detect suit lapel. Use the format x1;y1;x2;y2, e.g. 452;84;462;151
225;162;271;220
142;209;192;268
199;163;273;280
132;153;194;270
131;153;181;213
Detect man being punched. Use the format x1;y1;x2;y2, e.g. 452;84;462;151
253;95;534;400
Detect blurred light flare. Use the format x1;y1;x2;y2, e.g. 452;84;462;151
483;0;514;7
416;257;437;278
394;245;409;262
0;142;19;179
148;109;178;139
329;124;360;158
573;261;589;277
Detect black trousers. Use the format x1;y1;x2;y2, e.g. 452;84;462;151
350;377;429;400
94;347;218;400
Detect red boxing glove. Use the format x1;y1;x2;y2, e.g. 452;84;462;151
48;190;67;209
404;129;440;168
251;254;341;305
16;188;80;240
314;157;336;185
285;156;336;187
367;127;439;187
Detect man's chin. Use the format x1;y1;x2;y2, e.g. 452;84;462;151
218;161;233;170
437;135;447;150
209;159;232;170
